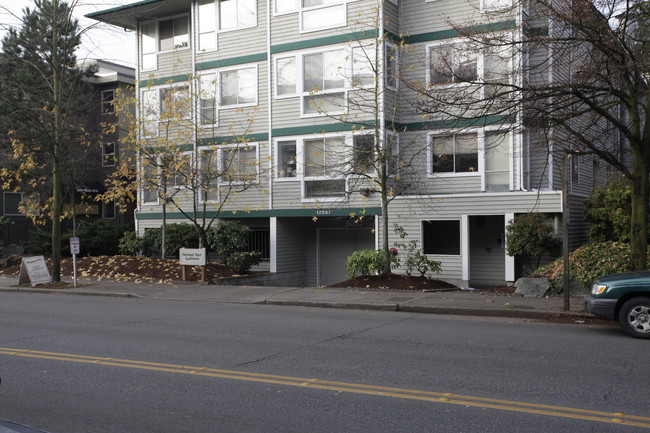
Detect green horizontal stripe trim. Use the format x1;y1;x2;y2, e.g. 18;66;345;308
136;207;382;220
404;20;517;44
271;29;378;54
198;133;269;146
139;74;190;87
196;53;268;70
397;114;515;131
272;121;375;137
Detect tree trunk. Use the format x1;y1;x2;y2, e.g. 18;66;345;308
629;156;649;271
50;0;62;282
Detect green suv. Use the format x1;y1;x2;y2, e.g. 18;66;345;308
584;271;650;339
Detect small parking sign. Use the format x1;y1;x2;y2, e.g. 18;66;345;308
70;237;80;255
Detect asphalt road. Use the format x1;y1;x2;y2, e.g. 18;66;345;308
0;292;647;433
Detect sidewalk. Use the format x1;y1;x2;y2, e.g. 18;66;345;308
0;275;590;321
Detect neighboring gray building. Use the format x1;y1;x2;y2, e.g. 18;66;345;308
1;60;135;246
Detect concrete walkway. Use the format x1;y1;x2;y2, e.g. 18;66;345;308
0;275;592;322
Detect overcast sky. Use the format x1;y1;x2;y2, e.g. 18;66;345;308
0;0;136;67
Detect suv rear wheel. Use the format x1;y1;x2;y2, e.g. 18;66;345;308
618;297;650;339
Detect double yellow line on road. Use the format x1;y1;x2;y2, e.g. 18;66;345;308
2;347;649;429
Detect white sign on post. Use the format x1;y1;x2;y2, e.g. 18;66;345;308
70;237;80;255
18;256;51;286
179;248;206;265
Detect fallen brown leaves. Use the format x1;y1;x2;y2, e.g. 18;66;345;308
0;255;239;283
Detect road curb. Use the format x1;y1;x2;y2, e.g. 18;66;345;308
0;287;138;298
265;299;398;311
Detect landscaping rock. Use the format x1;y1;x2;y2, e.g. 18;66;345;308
0;244;24;260
514;277;552;297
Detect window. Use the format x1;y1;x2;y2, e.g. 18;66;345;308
141;162;158;204
140;16;189;70
160;85;191;119
199;148;220;202
276;57;297;96
304;137;345;177
276;46;377;115
102;142;116;167
428;39;512;96
220;67;256;106
101;90;115;114
141;22;157;70
277;141;297;178
352;135;374;174
430;133;478;174
199;0;218;50
351;46;375;87
481;0;511;11
301;1;346;32
199;74;218;125
141;85;190;136
220;0;257;30
484;46;511;98
221;145;258;183
303;136;347;198
4;192;23;215
385;43;398;90
162;153;192;188
484;132;510;191
103;200;116;219
199;0;256;50
429;44;478;85
159;17;189;51
303;50;346;115
275;0;299;14
422;220;461;255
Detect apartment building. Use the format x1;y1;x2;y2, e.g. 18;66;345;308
1;60;135;246
88;0;605;287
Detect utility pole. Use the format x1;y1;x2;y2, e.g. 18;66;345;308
562;155;570;311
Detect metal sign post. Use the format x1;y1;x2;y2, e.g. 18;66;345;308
70;237;80;287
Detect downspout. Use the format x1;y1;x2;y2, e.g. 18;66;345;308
134;20;142;236
267;0;274;211
191;0;200;245
378;0;385;252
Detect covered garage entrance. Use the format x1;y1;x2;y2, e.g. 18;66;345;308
317;228;375;286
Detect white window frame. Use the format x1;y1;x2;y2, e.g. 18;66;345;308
480;0;512;12
219;143;260;185
427;129;481;178
198;73;219;127
140;159;159;205
482;128;513;192
427;127;513;191
164;151;193;190
102;142;116;167
101;89;115;115
426;36;512;95
218;65;258;108
275;56;299;99
140;83;191;137
274;133;352;202
426;39;480;88
139;14;190;71
273;0;300;15
198;146;221;203
300;1;347;33
385;42;399;91
275;44;377;116
275;139;300;181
